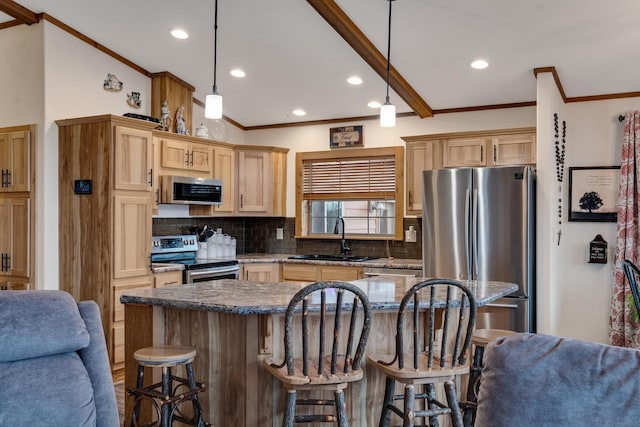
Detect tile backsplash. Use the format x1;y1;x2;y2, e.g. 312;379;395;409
152;217;422;259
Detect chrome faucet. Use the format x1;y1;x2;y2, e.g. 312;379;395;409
333;217;351;256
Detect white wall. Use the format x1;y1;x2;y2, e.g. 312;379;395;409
536;71;640;343
40;22;152;290
244;107;537;217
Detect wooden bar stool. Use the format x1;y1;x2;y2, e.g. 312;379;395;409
127;345;208;427
462;329;516;427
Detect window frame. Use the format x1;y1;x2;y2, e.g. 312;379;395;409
295;146;404;240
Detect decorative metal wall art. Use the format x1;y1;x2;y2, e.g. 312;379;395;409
126;92;142;108
103;73;123;91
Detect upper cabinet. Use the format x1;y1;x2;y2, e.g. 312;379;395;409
403;128;536;216
0;130;31;192
157;134;213;175
114;126;153;191
235;147;288;216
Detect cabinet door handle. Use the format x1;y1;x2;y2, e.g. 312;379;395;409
408;190;413;207
148;168;153;187
480;146;484;163
155;189;160;204
493;145;497;163
1;254;6;272
184;151;190;166
240;194;244;208
5;254;9;271
191;151;195;166
1;254;4;271
1;170;4;187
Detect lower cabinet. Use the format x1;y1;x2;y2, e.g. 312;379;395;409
0;279;29;290
242;263;280;282
281;264;363;284
111;277;152;367
154;270;183;288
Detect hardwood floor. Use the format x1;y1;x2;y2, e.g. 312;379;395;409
115;381;124;426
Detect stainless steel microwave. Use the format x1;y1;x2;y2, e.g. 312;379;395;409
160;176;223;205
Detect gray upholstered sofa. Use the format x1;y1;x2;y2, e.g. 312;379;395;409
0;290;119;427
475;332;640;427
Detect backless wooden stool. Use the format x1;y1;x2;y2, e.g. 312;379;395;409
127;345;208;427
462;329;516;427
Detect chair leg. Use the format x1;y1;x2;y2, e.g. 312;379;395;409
444;380;463;427
403;384;415;427
425;383;439;427
335;389;349;427
161;367;171;427
283;389;296;427
379;377;395;427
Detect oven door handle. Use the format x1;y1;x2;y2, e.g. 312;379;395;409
188;266;240;279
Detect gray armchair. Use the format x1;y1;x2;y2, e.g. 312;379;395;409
475;332;640;427
0;290;119;427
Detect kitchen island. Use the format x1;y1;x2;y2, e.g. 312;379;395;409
121;277;518;426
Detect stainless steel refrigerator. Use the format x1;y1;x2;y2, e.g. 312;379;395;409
422;166;535;332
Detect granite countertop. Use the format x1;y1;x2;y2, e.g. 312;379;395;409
151;254;422;274
120;276;518;315
237;253;422;269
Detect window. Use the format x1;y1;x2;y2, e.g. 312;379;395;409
295;147;404;240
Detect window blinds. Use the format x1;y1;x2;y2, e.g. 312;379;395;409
302;155;396;200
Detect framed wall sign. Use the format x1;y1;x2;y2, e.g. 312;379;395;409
330;125;363;148
568;166;620;222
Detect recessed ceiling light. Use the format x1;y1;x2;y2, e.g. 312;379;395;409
471;59;489;69
230;69;246;78
347;76;363;85
368;101;381;109
171;29;189;40
292;109;306;116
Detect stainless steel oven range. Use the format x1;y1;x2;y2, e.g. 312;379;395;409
151;235;239;283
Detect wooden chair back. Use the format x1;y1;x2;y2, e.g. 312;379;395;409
382;278;477;370
270;281;372;377
622;259;640;319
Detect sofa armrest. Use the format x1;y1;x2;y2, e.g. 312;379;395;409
77;301;119;427
475;333;640;427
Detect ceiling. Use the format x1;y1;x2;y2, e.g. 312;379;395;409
2;0;640;128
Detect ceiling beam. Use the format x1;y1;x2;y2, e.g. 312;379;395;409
0;0;38;25
307;0;432;118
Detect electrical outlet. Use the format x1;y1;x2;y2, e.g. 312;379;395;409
405;226;417;243
276;228;284;240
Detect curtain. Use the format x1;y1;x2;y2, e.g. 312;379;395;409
610;110;640;347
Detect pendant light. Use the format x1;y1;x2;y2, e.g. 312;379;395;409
380;0;396;127
205;0;222;119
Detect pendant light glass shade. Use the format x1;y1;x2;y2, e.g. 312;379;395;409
206;0;222;120
205;93;222;119
380;98;396;127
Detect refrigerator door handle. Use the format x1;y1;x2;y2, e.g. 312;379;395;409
465;189;472;279
472;188;479;279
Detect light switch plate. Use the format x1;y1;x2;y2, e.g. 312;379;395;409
276;228;284;240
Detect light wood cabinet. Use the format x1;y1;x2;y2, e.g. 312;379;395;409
213;145;235;214
0;125;34;291
236;146;288;216
158;136;213;175
242;263;280;282
405;140;442;215
57;115;156;373
403;128;536;216
0;279;29;290
0;197;30;278
281;264;363;284
0;130;31;192
154;270;183;288
491;134;536;166
442;137;487;168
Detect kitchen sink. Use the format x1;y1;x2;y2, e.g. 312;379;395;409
288;254;377;262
